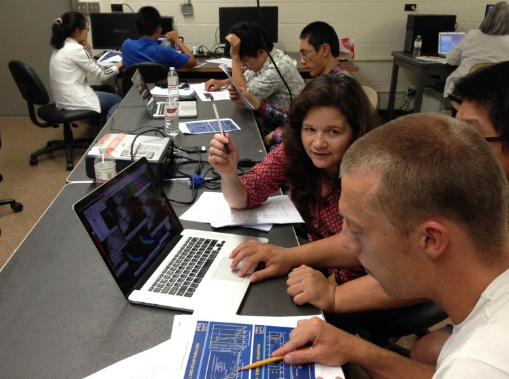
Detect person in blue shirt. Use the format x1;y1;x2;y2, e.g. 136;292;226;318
121;6;197;69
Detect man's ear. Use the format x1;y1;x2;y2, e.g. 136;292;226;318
418;221;449;259
321;43;331;56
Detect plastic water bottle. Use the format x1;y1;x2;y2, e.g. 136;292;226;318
413;35;422;57
164;97;180;137
167;67;179;100
94;146;117;186
166;67;180;137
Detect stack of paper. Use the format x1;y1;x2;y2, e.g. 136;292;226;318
85;314;346;379
180;192;305;232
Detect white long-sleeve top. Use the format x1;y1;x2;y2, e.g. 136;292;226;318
444;29;509;97
49;37;119;113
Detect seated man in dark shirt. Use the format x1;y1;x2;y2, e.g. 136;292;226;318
122;6;197;69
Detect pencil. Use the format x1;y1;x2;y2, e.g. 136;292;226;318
239;347;312;371
209;95;230;154
239;355;285;370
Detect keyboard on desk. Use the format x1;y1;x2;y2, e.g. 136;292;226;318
149;236;225;298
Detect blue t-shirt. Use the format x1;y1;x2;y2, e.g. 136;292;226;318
121;37;190;69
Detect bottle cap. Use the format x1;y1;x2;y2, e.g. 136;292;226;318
170;67;175;71
98;146;108;154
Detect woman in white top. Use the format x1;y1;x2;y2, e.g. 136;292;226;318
50;12;123;126
444;1;509;97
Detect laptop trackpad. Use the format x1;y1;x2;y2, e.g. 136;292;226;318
212;257;245;283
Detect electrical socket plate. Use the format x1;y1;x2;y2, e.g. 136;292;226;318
404;4;417;11
180;3;193;16
73;0;88;13
87;2;100;13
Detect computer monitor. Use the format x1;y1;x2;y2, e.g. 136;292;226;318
485;4;494;16
90;13;174;50
218;6;278;43
90;13;138;50
161;16;174;34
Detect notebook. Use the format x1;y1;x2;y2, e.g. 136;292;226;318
131;69;197;119
438;32;466;57
73;157;268;313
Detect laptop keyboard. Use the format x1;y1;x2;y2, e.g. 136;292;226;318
149;237;225;297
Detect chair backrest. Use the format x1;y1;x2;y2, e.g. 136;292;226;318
9;60;53;127
469;62;496;74
9;60;50;106
122;62;169;97
361;85;380;113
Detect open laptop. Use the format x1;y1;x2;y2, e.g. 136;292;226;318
131;68;197;119
73;157;268;313
438;32;466;57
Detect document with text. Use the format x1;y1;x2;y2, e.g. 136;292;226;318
180;192;304;230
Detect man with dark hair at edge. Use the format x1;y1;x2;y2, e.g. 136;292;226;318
122;6;197;68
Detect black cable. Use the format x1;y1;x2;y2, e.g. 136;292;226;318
255;0;293;104
123;3;135;12
128;128;166;163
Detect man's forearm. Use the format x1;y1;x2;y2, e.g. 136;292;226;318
334;275;426;313
292;234;360;268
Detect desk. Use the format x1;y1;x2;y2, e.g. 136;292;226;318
177;53;358;80
386;51;457;120
67;86;265;183
0;182;316;378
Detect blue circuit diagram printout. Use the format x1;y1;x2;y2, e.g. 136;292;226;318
183;119;240;134
184;320;315;379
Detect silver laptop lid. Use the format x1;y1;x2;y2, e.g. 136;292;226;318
131;69;159;115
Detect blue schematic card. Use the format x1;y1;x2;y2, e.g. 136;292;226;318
184;320;315;379
181;118;241;134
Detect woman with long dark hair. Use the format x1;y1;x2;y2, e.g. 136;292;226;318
208;74;379;285
50;11;123;125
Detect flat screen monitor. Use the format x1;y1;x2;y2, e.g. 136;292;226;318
485;4;494;16
219;6;278;42
90;13;174;50
161;17;174;34
90;13;138;50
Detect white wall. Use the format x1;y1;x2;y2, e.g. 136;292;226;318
1;0;489;115
86;0;488;109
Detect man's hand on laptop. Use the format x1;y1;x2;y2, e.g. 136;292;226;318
230;241;299;282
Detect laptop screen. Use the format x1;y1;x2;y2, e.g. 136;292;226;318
438;32;466;54
74;158;183;296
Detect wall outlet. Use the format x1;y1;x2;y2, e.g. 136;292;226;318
87;2;100;13
74;1;88;13
404;4;417;11
111;4;123;12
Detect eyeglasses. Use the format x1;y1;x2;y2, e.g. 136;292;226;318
299;44;324;58
240;56;250;69
82;27;90;31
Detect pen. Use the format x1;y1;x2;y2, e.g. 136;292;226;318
239;347;312;371
204;93;230;154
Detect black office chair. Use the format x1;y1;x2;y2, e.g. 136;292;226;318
0;127;23;237
8;60;98;171
122;62;169;97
